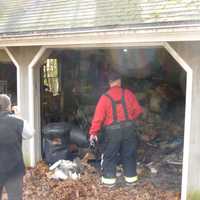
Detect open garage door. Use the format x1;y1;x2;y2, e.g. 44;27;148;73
37;47;185;196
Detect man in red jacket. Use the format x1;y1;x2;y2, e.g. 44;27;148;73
89;71;143;187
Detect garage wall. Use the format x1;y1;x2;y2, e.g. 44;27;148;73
171;42;200;195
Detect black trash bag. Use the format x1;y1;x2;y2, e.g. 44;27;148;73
43;122;72;165
70;126;89;148
44;139;73;165
43;122;71;141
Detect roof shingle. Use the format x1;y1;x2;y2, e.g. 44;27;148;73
0;0;200;36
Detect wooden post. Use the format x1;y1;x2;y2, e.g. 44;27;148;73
4;46;45;167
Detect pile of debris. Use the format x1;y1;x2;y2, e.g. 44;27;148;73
134;80;184;192
21;161;180;200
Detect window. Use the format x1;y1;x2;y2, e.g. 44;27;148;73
0;80;7;94
43;59;60;96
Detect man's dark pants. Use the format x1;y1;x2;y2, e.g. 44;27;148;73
0;172;23;200
101;122;137;179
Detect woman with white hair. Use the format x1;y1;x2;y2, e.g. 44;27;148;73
0;94;34;200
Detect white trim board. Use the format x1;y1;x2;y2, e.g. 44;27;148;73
164;42;192;200
28;46;47;166
0;29;200;47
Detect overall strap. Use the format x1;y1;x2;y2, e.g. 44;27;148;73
121;89;129;121
104;94;118;123
104;89;129;123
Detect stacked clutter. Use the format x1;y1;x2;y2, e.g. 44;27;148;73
133;80;184;192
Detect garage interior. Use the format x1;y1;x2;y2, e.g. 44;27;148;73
38;47;186;192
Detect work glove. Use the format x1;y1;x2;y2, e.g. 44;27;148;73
89;135;98;148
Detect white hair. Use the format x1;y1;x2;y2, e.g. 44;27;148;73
0;94;11;111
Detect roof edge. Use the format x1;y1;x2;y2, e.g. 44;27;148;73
0;20;200;38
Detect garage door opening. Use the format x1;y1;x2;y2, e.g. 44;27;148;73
0;50;17;105
39;47;186;193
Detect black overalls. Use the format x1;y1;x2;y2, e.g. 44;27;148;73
101;90;137;183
